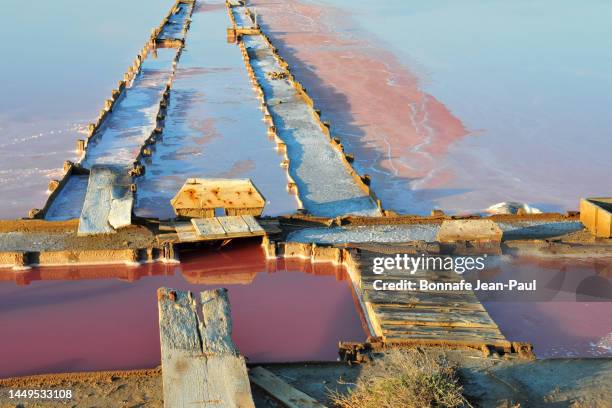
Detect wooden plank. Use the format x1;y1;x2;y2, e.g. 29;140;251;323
376;308;499;328
158;287;255;408
341;244;510;349
174;222;199;242
364;289;479;306
249;367;327;408
382;325;506;341
374;302;486;312
170;178;265;215
361;275;464;284
361;269;461;279
241;215;265;234
217;216;252;237
437;219;502;242
192;218;227;239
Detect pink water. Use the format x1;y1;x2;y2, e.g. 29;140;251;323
251;0;612;214
249;0;468;214
0;0;611;378
478;256;612;358
0;241;367;378
0;0;175;219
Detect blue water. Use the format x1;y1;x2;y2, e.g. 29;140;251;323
313;0;612;213
0;0;173;218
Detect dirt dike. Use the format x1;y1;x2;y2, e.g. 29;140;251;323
0;354;610;407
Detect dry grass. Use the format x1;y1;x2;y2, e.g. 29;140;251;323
330;350;471;408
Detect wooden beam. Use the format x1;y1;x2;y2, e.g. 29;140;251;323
192;218;227;240
249;366;327;408
158;287;255;408
217;216;251;237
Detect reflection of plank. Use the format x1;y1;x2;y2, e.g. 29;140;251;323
249;367;326;408
158;288;255;408
217;216;251;237
192;218;226;239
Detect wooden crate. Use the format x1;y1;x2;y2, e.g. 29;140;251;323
580;198;612;238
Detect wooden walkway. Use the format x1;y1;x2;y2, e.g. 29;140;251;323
343;246;511;351
173;215;266;242
158;287;255;407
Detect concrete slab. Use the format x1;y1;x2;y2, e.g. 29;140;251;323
78;166;133;235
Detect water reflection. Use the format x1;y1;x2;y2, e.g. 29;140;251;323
467;256;612;302
478;256;612;358
0;241;366;379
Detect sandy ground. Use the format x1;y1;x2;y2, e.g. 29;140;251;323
1;354;611;407
0;364;357;408
0;368;163;408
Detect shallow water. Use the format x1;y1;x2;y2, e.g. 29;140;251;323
255;0;612;214
135;1;298;218
0;0;175;219
473;256;612;358
0;242;366;378
0;0;611;370
82;48;176;168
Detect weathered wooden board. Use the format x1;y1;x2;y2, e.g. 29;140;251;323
341;246;509;348
217;216;251;237
171;178;265;216
78;165;133;235
187;216;266;241
249;367;327;408
241;215;265;234
437;219;502;243
158;287;255;408
375;308;499;329
364;289;479;306
174;222;199;242
383;335;511;349
382;325;507;342
192;217;227;239
361;274;465;284
373;303;486;314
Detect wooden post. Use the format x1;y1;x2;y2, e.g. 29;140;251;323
76;139;86;153
158;288;255;408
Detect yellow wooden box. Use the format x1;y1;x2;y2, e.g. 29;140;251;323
580;198;612;238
